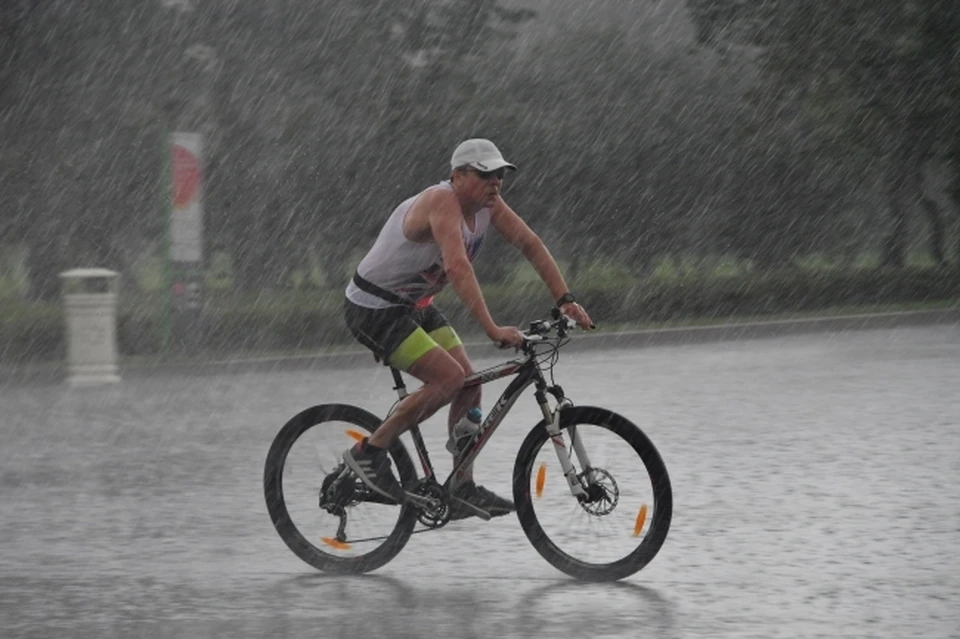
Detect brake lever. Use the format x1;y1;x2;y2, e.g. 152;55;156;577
553;313;578;338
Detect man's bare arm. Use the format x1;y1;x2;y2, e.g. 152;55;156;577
427;191;500;337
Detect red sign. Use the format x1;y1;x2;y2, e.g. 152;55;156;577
172;145;201;209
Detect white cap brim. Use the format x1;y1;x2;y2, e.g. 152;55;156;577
468;158;517;172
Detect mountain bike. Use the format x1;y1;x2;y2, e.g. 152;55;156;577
263;310;672;582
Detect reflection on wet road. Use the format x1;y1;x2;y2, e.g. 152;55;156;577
2;325;958;638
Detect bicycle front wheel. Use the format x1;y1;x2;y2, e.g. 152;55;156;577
264;404;418;574
513;406;672;582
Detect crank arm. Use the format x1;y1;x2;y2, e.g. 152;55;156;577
448;496;492;521
403;490;442;510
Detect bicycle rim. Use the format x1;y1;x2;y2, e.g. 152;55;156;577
513;406;672;581
263;404;418;574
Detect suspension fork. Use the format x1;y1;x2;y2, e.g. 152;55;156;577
536;384;587;498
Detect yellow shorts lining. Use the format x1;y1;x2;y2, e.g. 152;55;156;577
387;325;463;370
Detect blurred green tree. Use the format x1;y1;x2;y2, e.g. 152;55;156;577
687;0;960;266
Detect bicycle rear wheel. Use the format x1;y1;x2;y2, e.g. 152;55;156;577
264;404;418;574
513;406;672;582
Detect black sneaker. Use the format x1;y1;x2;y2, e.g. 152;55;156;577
448;481;515;521
342;439;404;504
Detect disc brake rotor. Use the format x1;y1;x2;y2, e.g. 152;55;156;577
577;467;619;516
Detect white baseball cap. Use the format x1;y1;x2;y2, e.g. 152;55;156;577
450;138;517;172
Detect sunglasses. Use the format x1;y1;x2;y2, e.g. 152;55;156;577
466;167;508;181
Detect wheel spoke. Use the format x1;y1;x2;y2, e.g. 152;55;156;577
264;405;418;574
514;407;672;581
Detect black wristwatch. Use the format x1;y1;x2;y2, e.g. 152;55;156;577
555;292;576;307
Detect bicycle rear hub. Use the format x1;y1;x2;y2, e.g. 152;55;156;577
319;465;356;516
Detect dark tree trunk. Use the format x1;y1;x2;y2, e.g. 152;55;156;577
951;169;960;266
882;164;908;268
883;127;927;269
913;150;947;267
921;195;946;266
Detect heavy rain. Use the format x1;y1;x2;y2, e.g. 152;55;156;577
1;1;959;637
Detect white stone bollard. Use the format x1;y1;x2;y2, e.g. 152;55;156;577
60;268;121;386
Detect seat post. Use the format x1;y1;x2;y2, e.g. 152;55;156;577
390;367;408;399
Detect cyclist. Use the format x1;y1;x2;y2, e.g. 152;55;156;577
342;138;593;520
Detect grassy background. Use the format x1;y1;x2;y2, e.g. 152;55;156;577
2;250;958;366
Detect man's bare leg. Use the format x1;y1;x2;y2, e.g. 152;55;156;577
365;346;465;448
442;344;515;518
445;345;481;486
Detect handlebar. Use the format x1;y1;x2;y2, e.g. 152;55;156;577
521;308;579;343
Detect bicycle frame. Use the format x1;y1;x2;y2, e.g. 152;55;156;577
387;342;590;500
267;314;671;580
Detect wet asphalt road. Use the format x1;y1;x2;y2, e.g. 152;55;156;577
1;324;959;638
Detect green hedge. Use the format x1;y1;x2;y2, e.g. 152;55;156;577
2;267;959;364
199;291;351;354
115;290;351;357
449;267;960;328
0;300;64;363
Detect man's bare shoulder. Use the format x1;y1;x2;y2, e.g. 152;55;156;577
418;186;460;212
404;186;460;241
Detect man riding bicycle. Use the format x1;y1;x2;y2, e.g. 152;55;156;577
342;138;593;520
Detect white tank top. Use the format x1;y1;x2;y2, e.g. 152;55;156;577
345;181;491;308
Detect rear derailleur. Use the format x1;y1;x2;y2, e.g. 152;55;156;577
319;463;397;515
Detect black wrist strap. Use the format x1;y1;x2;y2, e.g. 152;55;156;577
555;292;576;307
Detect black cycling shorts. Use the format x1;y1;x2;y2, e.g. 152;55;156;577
343;299;462;370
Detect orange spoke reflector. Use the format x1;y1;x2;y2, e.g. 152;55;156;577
633;504;648;537
321;537;352;551
346;429;365;442
535;463;547;498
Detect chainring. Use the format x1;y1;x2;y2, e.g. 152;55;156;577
410;479;450;528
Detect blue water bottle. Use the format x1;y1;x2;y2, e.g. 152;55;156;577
446;407;482;454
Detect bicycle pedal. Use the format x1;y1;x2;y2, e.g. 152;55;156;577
449;496;492;521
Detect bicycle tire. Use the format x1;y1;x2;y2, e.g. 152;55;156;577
263;403;419;574
513;406;673;582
